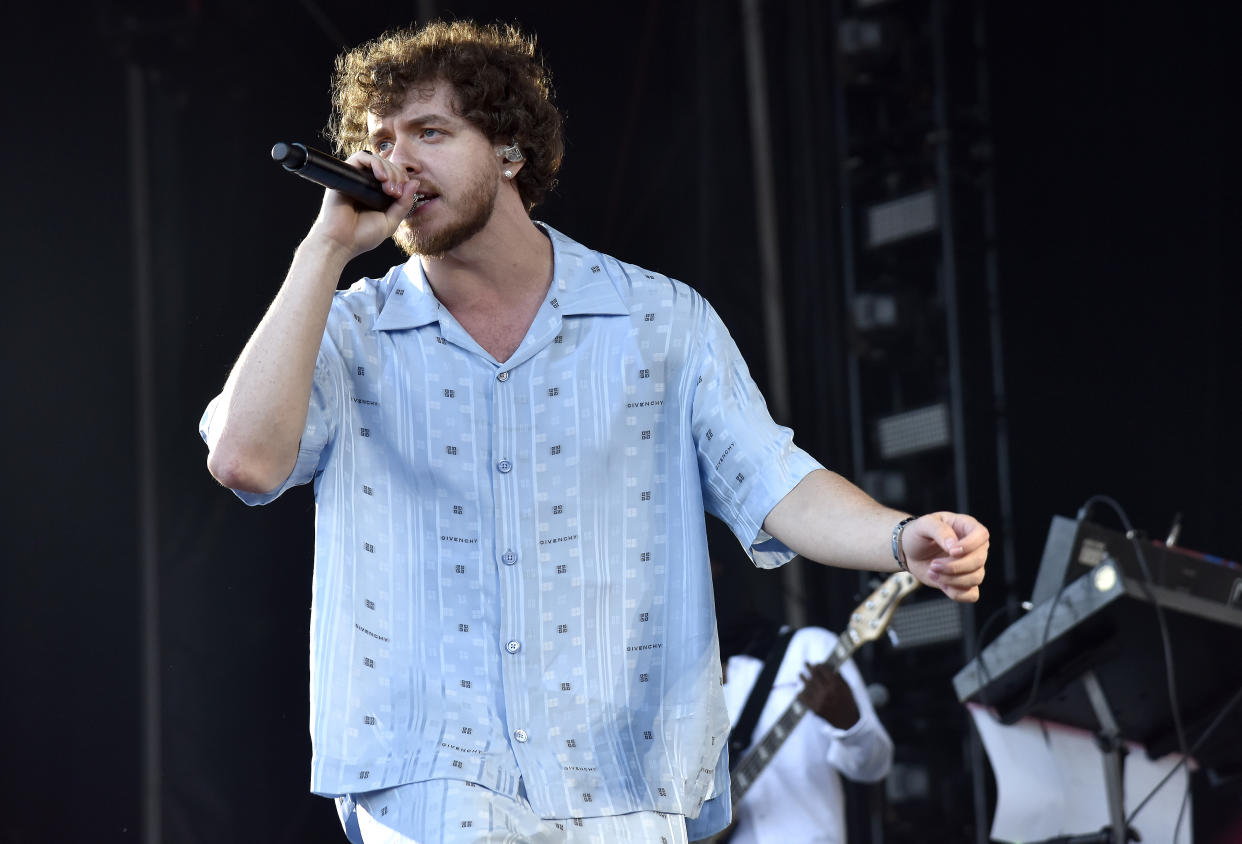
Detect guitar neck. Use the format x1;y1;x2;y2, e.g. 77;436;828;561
728;637;854;804
724;571;917;811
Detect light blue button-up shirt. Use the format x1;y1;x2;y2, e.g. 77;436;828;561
201;224;822;832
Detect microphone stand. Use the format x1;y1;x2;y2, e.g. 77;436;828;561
1081;670;1140;844
1029;670;1141;844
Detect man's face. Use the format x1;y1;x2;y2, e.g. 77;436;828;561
365;81;501;258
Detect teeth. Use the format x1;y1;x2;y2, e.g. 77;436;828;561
405;194;430;218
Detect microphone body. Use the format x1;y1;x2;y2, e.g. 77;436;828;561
271;142;391;211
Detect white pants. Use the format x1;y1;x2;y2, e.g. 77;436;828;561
338;779;689;844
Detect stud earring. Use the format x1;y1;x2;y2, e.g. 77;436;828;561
504;169;513;179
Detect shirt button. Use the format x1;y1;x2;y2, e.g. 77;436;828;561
505;640;521;654
497;459;513;473
497;370;510;382
513;729;529;743
501;550;518;566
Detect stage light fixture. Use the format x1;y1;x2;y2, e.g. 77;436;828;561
866;188;938;248
887;598;963;649
875;402;950;459
852;291;900;332
838;17;886;55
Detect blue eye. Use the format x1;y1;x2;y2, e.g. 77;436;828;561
422;128;441;139
375;140;393;152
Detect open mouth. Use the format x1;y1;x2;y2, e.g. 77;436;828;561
406;192;439;217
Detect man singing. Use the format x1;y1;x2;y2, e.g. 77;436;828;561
200;19;988;844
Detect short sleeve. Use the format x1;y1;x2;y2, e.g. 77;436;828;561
691;301;823;568
198;344;344;506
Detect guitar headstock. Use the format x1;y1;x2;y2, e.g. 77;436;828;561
843;571;920;648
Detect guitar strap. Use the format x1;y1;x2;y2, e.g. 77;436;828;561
728;627;795;770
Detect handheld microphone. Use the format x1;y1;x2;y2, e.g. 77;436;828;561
270;142;391;211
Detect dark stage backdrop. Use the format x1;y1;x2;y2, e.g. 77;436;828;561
1;1;1237;842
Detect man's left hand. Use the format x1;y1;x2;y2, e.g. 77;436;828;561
798;661;860;729
901;512;989;603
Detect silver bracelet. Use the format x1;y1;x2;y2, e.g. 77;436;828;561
891;516;916;572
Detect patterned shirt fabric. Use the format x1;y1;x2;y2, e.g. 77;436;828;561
349;779;689;844
200;224;822;833
722;627;893;844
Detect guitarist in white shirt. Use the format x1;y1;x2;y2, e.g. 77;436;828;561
720;617;894;844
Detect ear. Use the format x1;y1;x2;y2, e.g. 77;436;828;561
497;150;526;182
497;141;524;162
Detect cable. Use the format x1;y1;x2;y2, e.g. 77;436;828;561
969;603;1017;716
1077;494;1201;840
1078;495;1189;761
971;573;1074;725
1123;683;1242;827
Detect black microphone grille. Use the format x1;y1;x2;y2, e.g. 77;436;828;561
270;142;307;169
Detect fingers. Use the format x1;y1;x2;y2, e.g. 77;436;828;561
912;514;988;565
799;662;861;727
350;149;401;192
386;178;422;224
928;547;986;602
921;512;988;553
914;511;989;603
932;557;986;588
943;584;980;602
347;150;421;205
905;514;964;562
924;513;962;554
801;661;847;689
932;542;989;576
948;515;990;554
341;150;420;228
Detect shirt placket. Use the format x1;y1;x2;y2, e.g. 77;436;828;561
490;359;535;767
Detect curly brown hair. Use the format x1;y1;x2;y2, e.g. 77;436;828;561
327;20;563;212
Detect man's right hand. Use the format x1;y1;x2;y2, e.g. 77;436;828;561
307;150;422;260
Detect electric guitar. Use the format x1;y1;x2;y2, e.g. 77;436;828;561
697;571;920;843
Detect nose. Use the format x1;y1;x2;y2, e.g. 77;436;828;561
388;137;422;174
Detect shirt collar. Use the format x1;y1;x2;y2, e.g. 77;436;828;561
373;222;628;333
539;223;630;317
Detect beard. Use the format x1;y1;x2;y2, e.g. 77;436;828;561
393;163;499;259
